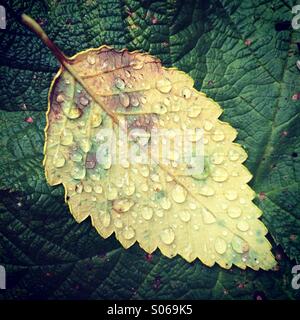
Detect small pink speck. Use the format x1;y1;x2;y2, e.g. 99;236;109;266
292;93;300;100
281;131;288;137
25;117;33;123
152;16;158;24
145;253;153;262
244;39;252;46
258;192;266;201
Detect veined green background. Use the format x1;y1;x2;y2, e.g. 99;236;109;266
0;0;300;299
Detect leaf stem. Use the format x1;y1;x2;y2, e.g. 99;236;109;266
21;14;68;65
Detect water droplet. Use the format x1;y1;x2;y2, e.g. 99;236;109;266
237;220;249;232
119;93;130;107
228;149;240;161
141;183;149;192
80;96;89;106
94;185;103;194
87;55;96;65
115;77;125;90
156;209;164;218
225;190;238;201
60;129;73;145
187;203;196;211
142;207;153;220
161;197;172;210
123;226;135;239
211;168;229;182
84;184;92;193
231;236;249;253
212;129;225;142
140;166;149;177
227;206;241;218
182;87;192;99
150;174;160;182
71;166;86;180
80;138;91;153
130;57;144;70
91;112;102;128
114;219;123;228
53;153;65;167
188;105;201;118
160;228;175;245
210;153;224;165
204;120;213;131
156;79;172;93
201;208;216;224
124;183;136;196
199;186;215;196
107;186;118;200
214;237;227;254
56;94;65;103
100;211;111;227
172;184;187;203
179;210;191;222
130;95;139;107
64;106;81;119
75;183;83;194
113;199;134;213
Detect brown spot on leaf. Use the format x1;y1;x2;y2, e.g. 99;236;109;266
85;152;97;169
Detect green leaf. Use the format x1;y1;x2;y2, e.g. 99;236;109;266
0;0;299;299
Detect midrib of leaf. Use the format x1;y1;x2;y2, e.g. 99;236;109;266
22;14;260;249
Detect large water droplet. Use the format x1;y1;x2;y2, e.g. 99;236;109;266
80;138;91;153
107;185;118;200
231;236;249;253
188;105;201;118
161;197;172;210
228;149;240;161
100;211;111;227
156;79;172;93
201;208;216;224
115;77;125;90
142;207;153;220
87;55;96;65
130;57;144;70
123;226;135;240
237;220;249;232
84;184;92;193
172;184;187;203
225;190;238;201
53;152;65;167
214;237;227;254
211;168;229;182
210;152;224;165
182;87;192;99
179;210;191;222
61;129;73;146
63;106;81;119
114;219;123;228
71;166;86;180
199;186;215;196
204;120;213;131
227;206;241;218
212;129;225;142
119;93;130;107
91;112;102;128
160;228;175;245
94;185;103;194
113;199;134;213
140;166;149;177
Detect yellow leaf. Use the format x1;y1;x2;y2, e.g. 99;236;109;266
22;14;276;270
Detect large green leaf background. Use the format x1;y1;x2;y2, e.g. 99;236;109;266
0;0;300;299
